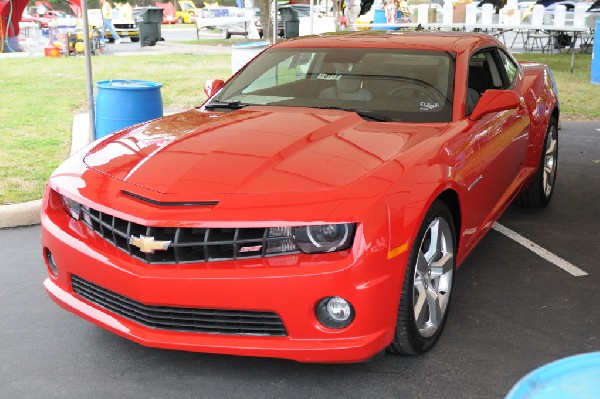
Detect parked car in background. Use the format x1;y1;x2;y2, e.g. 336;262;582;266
21;11;51;28
221;4;310;39
42;32;559;363
87;8;140;42
42;10;68;19
220;7;262;38
176;0;201;23
156;2;178;24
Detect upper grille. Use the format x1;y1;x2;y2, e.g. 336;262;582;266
81;206;299;264
71;275;287;336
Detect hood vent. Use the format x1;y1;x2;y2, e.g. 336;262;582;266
123;190;219;207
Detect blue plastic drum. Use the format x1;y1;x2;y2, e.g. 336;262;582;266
506;352;600;398
95;79;163;139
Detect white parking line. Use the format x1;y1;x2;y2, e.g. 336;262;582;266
492;223;588;277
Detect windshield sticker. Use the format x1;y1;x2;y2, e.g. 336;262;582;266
420;102;440;111
317;73;342;81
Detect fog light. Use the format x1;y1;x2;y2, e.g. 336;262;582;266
316;296;354;329
44;248;58;276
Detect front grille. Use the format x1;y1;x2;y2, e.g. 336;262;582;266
71;275;287;336
81;206;299;264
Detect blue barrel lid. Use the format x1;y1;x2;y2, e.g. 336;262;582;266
97;79;163;90
506;352;600;399
232;41;271;49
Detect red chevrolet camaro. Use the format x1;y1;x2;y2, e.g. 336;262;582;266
41;31;559;363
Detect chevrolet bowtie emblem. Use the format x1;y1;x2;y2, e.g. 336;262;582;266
129;235;171;254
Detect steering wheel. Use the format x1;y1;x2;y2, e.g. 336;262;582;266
387;79;446;108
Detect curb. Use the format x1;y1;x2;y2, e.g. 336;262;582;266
0;200;43;229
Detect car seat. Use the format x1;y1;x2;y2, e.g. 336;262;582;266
319;63;373;102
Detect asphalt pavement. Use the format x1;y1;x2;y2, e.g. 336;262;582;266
0;121;598;398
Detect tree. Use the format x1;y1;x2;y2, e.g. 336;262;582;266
258;0;271;41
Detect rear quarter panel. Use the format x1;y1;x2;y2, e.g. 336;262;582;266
518;62;559;170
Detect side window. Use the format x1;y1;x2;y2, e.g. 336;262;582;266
497;50;518;87
466;49;504;115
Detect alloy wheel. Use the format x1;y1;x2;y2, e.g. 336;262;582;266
412;217;454;338
543;126;558;197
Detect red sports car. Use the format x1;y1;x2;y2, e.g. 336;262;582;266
41;32;559;363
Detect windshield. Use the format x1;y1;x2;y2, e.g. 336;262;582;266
211;47;455;123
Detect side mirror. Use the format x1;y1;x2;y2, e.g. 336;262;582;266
469;90;522;121
204;79;225;99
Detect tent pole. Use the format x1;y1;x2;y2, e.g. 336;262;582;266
80;0;95;141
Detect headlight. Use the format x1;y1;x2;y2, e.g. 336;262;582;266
59;194;82;220
292;223;355;254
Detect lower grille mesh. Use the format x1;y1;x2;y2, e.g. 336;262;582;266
71;275;287;336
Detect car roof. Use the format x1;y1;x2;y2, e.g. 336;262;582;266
274;31;501;53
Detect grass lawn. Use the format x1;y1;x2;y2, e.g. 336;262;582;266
0;51;598;205
513;53;600;119
0;54;231;205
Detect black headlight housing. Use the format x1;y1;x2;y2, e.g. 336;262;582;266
292;224;355;254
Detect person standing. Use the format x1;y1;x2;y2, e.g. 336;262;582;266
100;0;122;44
345;0;361;31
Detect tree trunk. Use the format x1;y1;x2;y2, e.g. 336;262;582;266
258;0;271;41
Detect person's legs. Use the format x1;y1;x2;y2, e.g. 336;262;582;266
102;19;121;42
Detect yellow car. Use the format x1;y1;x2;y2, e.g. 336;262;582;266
87;8;140;42
176;0;200;23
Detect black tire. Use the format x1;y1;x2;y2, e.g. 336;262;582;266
514;117;558;208
388;200;456;355
130;36;140;43
222;29;231;39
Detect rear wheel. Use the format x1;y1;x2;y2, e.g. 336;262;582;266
515;117;558;208
388;201;456;355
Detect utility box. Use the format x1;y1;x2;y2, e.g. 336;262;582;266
280;7;299;39
135;7;164;46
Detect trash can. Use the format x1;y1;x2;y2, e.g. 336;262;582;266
135;7;164;47
95;80;163;139
280;7;300;39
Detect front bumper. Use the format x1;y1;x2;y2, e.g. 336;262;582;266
41;192;407;363
106;28;139;38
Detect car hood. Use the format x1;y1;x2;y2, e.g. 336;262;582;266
83;107;443;196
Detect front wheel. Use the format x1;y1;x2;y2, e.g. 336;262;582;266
388;200;456;355
514;117;558;207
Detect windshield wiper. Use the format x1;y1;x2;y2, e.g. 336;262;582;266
313;106;394;122
204;100;249;110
